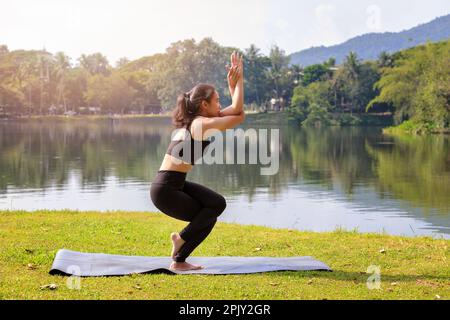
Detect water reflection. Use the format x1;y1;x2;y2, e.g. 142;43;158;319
0;118;448;238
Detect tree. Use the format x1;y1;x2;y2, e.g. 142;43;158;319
116;57;130;68
325;57;336;67
351;61;380;113
77;53;111;76
0;45;8;56
85;72;135;114
301;102;333;127
244;44;271;105
377;51;394;68
368;40;450;129
341;52;361;112
266;45;290;100
84;74;109;112
343;51;360;82
289;81;333;124
53;52;72;113
149;38;234;110
106;73;136;114
64;67;88;112
301;64;329;86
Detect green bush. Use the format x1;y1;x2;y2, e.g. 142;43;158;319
336;113;363;126
383;118;434;134
301;103;333;127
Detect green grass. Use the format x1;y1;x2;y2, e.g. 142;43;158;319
0;210;448;300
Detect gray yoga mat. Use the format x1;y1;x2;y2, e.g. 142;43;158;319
49;249;332;276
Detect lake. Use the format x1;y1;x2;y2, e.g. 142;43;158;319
0;116;449;239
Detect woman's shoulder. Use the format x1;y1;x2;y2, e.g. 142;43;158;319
191;116;212;140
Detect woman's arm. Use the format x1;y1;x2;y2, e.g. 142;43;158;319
203;111;245;133
227;67;237;97
219;53;244;117
226;51;240;98
219;83;243;117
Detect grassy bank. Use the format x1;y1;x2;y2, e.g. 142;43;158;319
0;210;448;300
383;119;450;135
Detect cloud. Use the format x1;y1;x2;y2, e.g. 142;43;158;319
275;19;289;31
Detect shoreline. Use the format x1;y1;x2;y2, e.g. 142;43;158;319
0;209;448;300
0;110;262;121
1;114;173;120
2;112;448;134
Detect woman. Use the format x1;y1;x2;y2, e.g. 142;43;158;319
150;51;245;271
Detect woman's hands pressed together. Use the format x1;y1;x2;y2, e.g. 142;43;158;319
218;50;245;118
226;51;243;96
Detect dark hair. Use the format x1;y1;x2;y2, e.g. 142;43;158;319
172;83;216;129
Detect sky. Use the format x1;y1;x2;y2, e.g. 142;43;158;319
1;0;449;65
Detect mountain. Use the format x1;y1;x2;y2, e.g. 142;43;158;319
289;14;450;66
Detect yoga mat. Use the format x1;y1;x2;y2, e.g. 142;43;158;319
49;249;332;276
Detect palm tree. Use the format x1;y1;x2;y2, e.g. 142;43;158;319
266;45;290;100
377;51;394;68
343;52;360;82
290;64;303;85
244;44;265;104
342;52;361;114
38;51;52;114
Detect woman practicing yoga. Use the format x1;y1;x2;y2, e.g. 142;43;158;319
150;51;245;271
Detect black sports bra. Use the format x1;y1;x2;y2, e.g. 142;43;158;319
166;123;211;165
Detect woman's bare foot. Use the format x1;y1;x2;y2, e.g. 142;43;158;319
170;232;185;260
169;261;204;271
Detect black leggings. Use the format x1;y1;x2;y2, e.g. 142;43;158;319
150;170;227;262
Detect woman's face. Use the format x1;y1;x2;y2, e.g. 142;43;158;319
201;91;221;117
